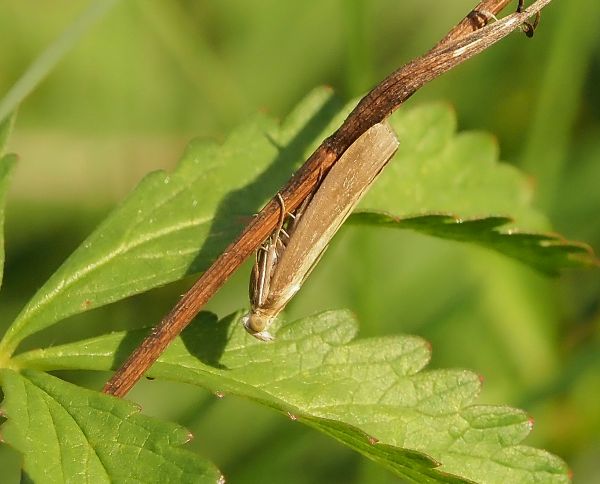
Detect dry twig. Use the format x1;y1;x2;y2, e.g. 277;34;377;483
104;0;553;397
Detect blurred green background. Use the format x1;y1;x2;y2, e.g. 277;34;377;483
1;0;599;482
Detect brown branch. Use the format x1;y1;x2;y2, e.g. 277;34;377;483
437;0;513;47
103;0;552;397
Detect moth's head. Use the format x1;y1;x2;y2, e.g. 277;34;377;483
241;310;275;342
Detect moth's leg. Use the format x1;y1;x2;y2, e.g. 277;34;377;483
251;193;288;304
250;195;286;308
476;9;498;24
273;192;290;252
274;193;286;232
278;228;290;246
522;12;540;38
250;244;271;307
517;1;541;38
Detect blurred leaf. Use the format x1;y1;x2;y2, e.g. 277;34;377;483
136;0;249;126
0;113;17;289
0;0;119;124
0;369;222;483
521;0;600;209
1;90;592;356
0;154;17;289
15;310;571;483
0;112;16;155
351;213;597;275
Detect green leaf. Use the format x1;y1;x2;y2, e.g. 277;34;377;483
2;90;593;355
0;88;344;355
366;104;546;227
351;213;596;275
356;103;597;274
0;154;17;289
0;112;17;155
14;310;571;483
0;369;222;483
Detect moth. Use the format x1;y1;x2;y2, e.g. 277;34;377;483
242;122;400;341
